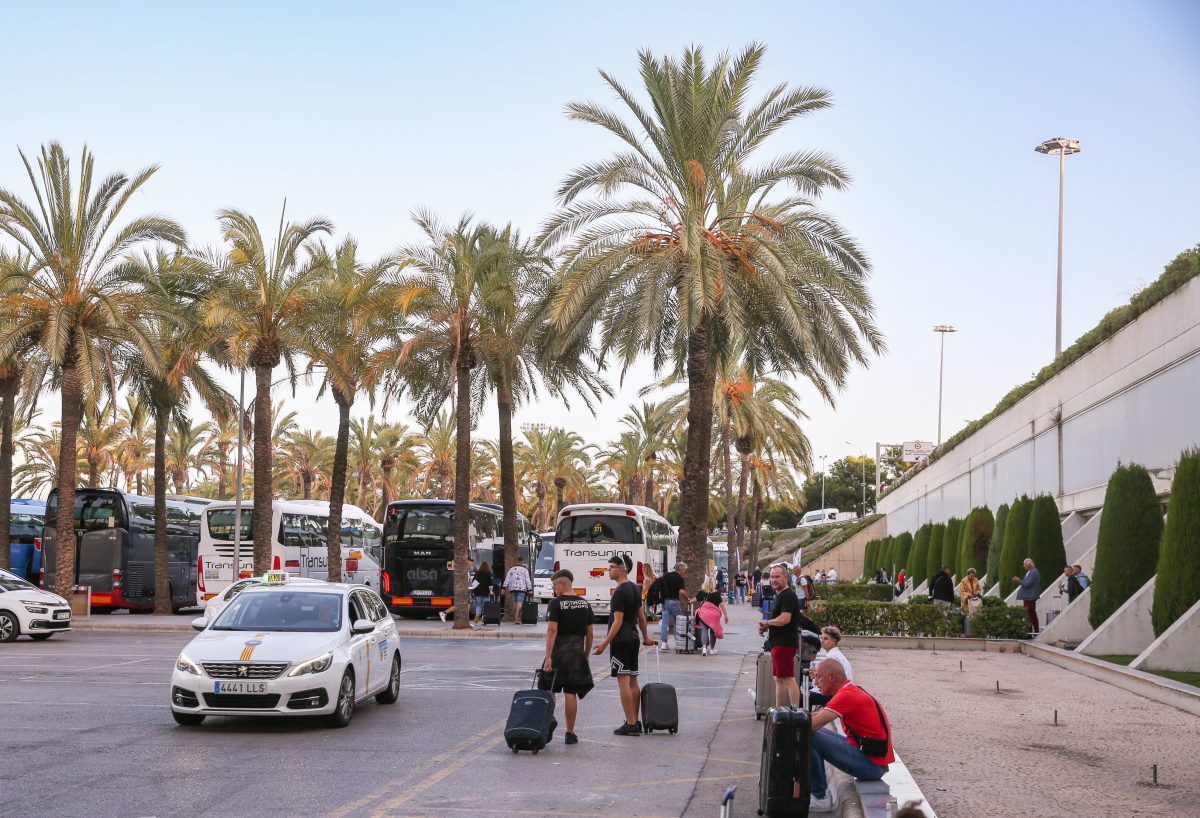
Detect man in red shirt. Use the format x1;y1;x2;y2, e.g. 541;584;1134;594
806;658;893;812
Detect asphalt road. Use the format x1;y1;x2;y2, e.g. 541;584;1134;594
0;627;755;818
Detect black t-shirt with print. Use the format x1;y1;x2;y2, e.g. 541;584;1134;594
608;580;642;640
547;594;594;637
662;571;686;603
768;588;800;649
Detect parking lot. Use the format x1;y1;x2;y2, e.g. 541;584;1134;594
0;628;754;818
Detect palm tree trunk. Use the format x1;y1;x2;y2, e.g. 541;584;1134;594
301;473;313;500
252;363;274;574
54;360;83;598
377;458;394;520
677;315;716;593
358;467;371;515
136;472;143;495
217;444;228;501
153;403;171;614
750;480;763;567
733;451;750;569
326;391;351;584
721;408;735;557
497;375;520;622
452;351;473;630
88;455;99;488
0;370;17;570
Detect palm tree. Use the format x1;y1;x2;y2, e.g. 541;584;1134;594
304;237;405;580
13;424;61;498
375;421;422;512
78;402;127;488
203;206;331;573
117;397;154;494
165;418;211;494
279;429;334;500
515;427;593;531
542;46;883;591
619;401;673;507
0;143;184;596
349;416;378;510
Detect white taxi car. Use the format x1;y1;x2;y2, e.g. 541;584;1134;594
0;568;72;642
171;573;400;728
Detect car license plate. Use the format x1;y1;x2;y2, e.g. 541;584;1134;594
213;681;267;694
53;610;70;620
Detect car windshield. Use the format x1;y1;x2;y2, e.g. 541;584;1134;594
0;570;36;592
211;590;343;632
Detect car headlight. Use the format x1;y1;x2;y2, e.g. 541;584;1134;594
176;652;202;675
287;652;334;677
21;601;48;614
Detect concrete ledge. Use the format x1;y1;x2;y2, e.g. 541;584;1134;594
1036;586;1093;647
842;635;1023;653
1023;641;1200;717
1131;595;1200;672
1076;576;1156;656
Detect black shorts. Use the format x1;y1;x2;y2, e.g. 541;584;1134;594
609;634;640;677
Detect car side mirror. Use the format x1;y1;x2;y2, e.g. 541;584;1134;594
191;617;208;631
351;619;374;635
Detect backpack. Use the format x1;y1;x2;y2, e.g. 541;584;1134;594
646;577;664;606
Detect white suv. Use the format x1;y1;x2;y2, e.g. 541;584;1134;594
0;568;72;641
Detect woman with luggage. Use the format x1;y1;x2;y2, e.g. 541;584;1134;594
694;577;729;656
541;569;595;745
471;561;495;629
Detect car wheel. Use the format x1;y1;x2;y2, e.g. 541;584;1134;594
172;711;205;726
0;611;19;642
376;653;401;704
30;633;54;641
325;670;355;728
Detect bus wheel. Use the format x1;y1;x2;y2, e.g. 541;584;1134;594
30;633;54;641
172;711;205;726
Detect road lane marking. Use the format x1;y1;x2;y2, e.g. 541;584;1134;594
368;733;507;818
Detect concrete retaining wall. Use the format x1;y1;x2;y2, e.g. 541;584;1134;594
1132;596;1200;672
1076;577;1157;657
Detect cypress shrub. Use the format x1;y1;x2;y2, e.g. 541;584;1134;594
998;496;1032;597
1027;495;1066;593
909;524;931;588
986;503;1009;589
863;539;877;576
1152;449;1200;636
941;517;961;577
894;532;913;581
960;507;994;578
880;537;896;575
1089;464;1163;628
927;524;946;588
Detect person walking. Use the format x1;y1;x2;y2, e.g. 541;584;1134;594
756;564;801;708
541;569;595;745
806;658;893;813
1013;558;1042;635
735;571;748;604
470;561;495;629
694;577;729;656
959;567;983;614
1063;565;1083;604
929;565;955;606
593;555;654;736
502;555;533;623
658;562;688;650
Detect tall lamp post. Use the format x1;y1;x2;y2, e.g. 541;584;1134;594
846;441;866;518
1035;137;1081;358
933;325;957;445
818;454;827;511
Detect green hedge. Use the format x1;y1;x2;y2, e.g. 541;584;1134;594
809;600;961;637
863;538;878;576
909;524;931;587
814;583;895;602
943;517;962;576
960;506;994;579
1152;449;1200;636
927;524;946;588
998;496;1032;597
893;532;913;581
986;504;1009;590
1090;463;1163;628
970;604;1029;639
1028;495;1066;593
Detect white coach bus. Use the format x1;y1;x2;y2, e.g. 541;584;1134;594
196;499;382;605
553;503;676;618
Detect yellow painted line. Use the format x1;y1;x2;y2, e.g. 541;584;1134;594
369;733;506;818
621;772;759;789
387;810;679;818
577;738;758;767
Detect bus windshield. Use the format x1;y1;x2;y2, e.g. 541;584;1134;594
212;590;343;632
207;508;253;541
390;506;455;544
534;534;554;576
555;514;643;544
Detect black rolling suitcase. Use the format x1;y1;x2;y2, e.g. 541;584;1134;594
641;646;679;734
520;596;539;624
483;599;502;625
504;670;558;754
758;707;811;817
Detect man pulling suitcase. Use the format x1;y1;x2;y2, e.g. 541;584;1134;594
593;554;655;736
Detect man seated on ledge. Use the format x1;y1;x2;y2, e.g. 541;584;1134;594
807;658;894;813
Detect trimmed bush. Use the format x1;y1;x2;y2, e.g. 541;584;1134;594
893;533;913;581
816;583;894;602
878;537;893;576
1089;464;1164;628
863;539;878;577
927;524;946;588
909;594;931;605
986;503;1009;589
960;507;994;579
909;524;931;587
970;604;1029;639
809;600;961;637
942;517;962;578
1028;495;1066;593
1152;449;1200;636
998;496;1032;597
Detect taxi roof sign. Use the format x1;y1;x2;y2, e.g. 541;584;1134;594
262;571;289;585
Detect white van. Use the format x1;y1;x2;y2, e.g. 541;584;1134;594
554;503;675;617
797;508;841;528
196;500;382;605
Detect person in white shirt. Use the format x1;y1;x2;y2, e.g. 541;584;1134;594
807;626;853;708
503;556;534;624
826;567;838;584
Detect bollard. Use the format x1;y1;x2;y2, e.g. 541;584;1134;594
1054;709;1058;725
1152;764;1158;786
959;660;963;672
995;681;1000;693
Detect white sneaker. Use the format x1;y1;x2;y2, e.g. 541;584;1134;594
809;792;835;812
709;646;716;655
660;642;669;651
701;646;708;656
438;611;447;622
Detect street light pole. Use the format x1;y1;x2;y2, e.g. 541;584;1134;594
846;441;865;518
1035;137;1081;358
233;368;245;581
933;325;957;446
819;454;827;511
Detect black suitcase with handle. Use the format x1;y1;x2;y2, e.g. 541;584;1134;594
758;707;811;817
504;670;558;753
483;599;502;625
520;596;539;624
641;647;678;734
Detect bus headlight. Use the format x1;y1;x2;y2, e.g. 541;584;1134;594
288;652;333;677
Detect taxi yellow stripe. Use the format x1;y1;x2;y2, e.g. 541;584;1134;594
240;645;255;661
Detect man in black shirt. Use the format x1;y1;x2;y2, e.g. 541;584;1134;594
757;564;801;707
658;562;689;650
542;569;595;745
930;564;955;606
594;554;654;735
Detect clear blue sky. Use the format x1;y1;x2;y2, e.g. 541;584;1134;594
4;1;1198;478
